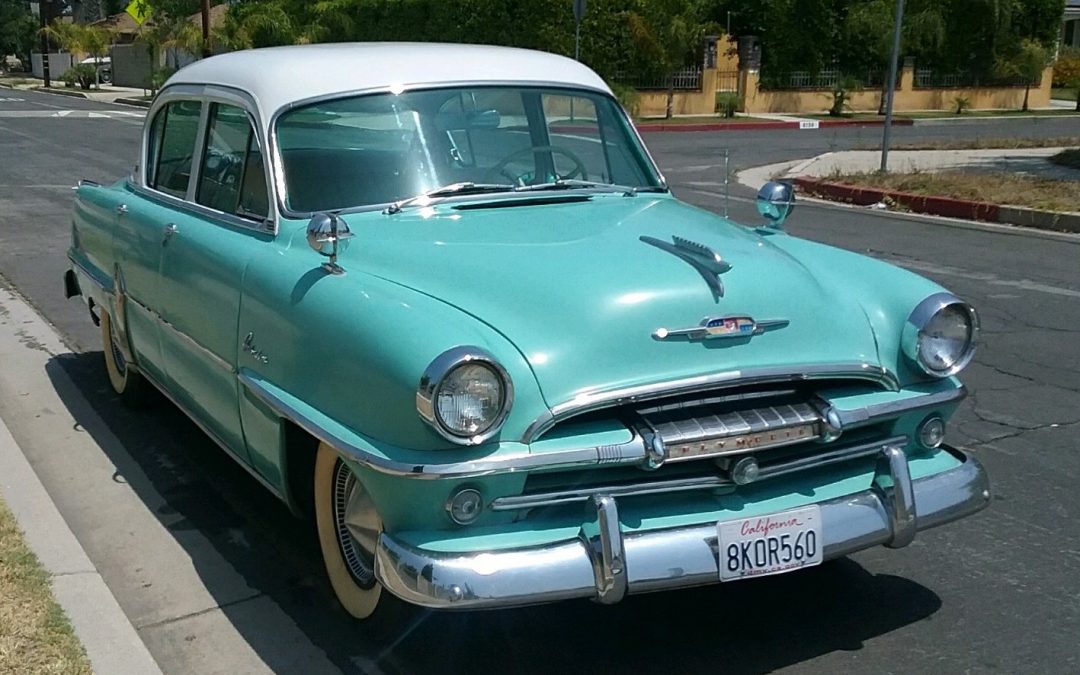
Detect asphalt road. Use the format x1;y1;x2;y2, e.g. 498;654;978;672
1;87;1079;674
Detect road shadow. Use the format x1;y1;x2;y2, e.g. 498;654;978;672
47;351;942;675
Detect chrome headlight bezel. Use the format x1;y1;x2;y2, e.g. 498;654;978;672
416;346;514;446
902;293;979;378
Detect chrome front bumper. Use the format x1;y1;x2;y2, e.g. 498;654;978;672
374;445;990;609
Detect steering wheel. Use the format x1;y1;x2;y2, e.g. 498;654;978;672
484;145;588;185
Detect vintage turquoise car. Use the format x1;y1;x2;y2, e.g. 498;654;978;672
65;43;990;621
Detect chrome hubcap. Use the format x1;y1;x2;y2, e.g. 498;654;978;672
331;459;378;588
109;322;127;375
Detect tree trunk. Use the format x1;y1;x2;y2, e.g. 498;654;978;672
665;81;674;119
877;81;887;115
1022;84;1030;112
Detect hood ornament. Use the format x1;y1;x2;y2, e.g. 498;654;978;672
640;235;731;300
654;315;789;341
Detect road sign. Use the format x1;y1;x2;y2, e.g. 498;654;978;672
126;0;152;25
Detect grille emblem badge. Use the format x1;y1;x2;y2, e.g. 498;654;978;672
654;315;789;341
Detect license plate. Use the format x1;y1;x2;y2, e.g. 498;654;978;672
718;505;823;581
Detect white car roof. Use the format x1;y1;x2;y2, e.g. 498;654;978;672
165;42;613;117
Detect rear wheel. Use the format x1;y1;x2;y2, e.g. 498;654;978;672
314;442;405;621
100;309;149;405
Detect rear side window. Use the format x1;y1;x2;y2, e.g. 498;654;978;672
196;103;269;220
148;100;201;198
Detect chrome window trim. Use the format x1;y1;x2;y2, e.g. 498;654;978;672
141;84;279;234
522;362;900;443
415;346;515;446
901;292;979;379
267;82;666;219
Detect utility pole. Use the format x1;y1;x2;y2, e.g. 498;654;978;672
573;0;586;61
879;0;905;172
37;0;50;88
201;0;211;57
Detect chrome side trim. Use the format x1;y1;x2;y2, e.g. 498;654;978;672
139;368;286;502
239;369;651;480
523;362;900;443
489;435;904;511
833;386;966;428
120;289;235;375
375;445;991;609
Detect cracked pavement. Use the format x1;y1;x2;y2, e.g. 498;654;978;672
1;88;1078;673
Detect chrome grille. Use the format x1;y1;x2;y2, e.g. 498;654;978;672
641;401;824;463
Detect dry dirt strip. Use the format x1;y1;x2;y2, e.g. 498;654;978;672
793;176;1080;233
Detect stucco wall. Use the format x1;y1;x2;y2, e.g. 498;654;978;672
110;43;153;89
635;62;1056;117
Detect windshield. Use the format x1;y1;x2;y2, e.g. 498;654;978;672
275;86;665;213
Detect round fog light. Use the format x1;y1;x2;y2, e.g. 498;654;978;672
918;416;946;449
446;488;484;525
731;456;760;485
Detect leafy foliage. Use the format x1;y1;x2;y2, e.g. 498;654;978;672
1053;46;1080;88
0;0;37;64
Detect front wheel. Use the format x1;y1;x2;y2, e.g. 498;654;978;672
314;442;404;621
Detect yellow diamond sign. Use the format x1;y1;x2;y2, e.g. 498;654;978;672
125;0;152;25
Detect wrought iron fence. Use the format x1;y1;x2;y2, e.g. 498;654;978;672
758;68;893;91
914;68;1040;88
614;66;703;91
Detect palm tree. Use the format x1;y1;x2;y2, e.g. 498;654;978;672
40;20;114;88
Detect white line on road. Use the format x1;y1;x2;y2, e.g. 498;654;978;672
0;110;144;118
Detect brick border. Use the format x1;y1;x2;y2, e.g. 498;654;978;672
794;176;1080;233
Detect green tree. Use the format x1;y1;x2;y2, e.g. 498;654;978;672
0;0;37;65
40;21;116;88
627;0;713;118
996;37;1050;111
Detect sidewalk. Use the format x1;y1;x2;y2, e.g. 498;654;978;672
0;287;162;674
0;75;150;105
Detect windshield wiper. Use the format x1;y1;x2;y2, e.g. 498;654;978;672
513;179;639;197
385;182;514;215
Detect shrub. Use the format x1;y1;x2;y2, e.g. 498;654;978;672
64;63;97;90
828;75;861;117
715;92;741;118
1053;47;1080;88
149;67;175;95
953;95;971;114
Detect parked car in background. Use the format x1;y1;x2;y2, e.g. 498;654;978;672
65;43;990;622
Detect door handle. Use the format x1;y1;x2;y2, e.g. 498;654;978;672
115;204;128;215
163;223;178;241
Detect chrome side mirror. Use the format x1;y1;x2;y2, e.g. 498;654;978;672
756;181;795;229
307;212;353;275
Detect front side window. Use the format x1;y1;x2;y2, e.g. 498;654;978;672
275;86;664;213
196;103;269;220
148;100;201;198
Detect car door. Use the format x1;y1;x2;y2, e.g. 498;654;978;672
113;98;205;384
156;98;274;462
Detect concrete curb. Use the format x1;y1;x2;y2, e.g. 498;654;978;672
636;118;916;133
113;96;152;108
793;176;1080;234
0;306;163;675
30;85;89;99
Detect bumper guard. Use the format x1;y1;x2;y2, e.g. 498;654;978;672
374;444;990;609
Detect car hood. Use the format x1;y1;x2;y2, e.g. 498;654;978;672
344;195;882;410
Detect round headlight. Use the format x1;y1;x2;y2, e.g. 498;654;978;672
902;294;978;378
417;347;513;445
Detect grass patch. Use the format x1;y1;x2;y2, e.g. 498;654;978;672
1052;87;1077;102
0;499;91;675
1051;148;1080;170
859;136;1080;151
811;109;1079;119
824;170;1080;212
